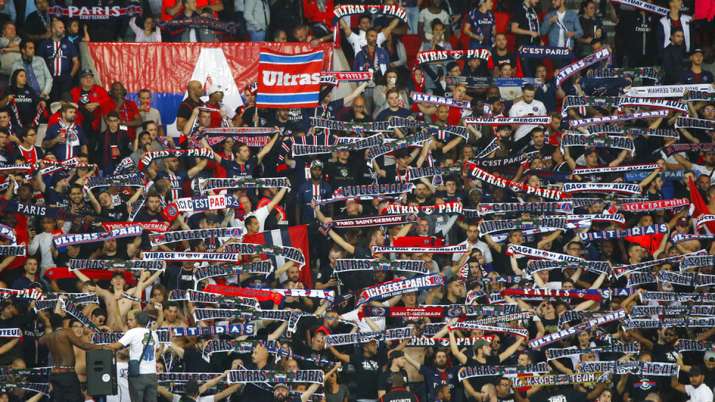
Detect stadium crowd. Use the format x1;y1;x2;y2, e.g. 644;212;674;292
0;0;714;402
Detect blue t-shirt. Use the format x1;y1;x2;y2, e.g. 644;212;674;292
221;156;257;177
376;107;412;122
44;123;87;161
467;9;495;47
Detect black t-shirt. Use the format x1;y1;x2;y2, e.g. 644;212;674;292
99;203;129;221
325;159;359;188
177;98;205;124
352;350;384;398
512;3;540;47
466;355;500;390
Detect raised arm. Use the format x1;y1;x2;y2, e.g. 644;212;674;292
449;328;468;364
256;132;280;164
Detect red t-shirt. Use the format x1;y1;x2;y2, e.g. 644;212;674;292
116;99;141;141
70;85;115;133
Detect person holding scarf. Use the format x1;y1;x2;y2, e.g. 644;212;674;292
511;0;541;76
540;0;583;67
42;102;86;162
354;29;390;112
95;111;131;175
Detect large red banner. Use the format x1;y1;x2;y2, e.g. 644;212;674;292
85;42;332;94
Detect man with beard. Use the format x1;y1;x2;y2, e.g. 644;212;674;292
38;19;78;101
416;349;460;401
176;80;205;131
134;191;164;222
42;102;86;161
272;381;321;402
328;339;385;401
40;304;103;402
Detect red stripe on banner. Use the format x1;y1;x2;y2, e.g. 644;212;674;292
44;267;135;284
257;48;324;108
86;43;331;94
392;236;445;248
242;225;312;288
202;284;283;304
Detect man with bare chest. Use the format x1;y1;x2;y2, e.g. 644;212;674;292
39;310;102;402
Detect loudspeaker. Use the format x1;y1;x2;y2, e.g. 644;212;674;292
86;349;117;396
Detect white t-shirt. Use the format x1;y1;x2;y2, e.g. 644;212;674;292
419;8;450;41
106;361;130;402
118;327;159;375
685;384;714;402
451;240;493;264
346;29;387;55
509;99;547;142
556;10;566;47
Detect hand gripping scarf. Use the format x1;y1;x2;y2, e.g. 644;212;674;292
383;201;463;216
560;134;635;151
371;243;468;255
334;259;429;275
555;48;611;86
464;116;552;126
68;259;165;271
474;202;574;216
358;304;520;319
139;148;214;170
525;259;612;277
561;182;641;195
193;261;274;281
568;109;669;128
675;117;715;130
416;48;493;65
573;163;659;176
316;183;415;206
356;274;444;306
53;225;143;247
465;163;566;200
222;243;305;266
545;342;641;360
149;227;243;246
410;91;470;109
142;251;242;262
448;322;529;338
529;309;626;349
578;223;668;242
478;217;568;236
626;83;715;98
459;362;551;381
617;97;688;114
332;4;407;25
197;177;291;193
501;288;606;302
228;370;324;384
324;327;414;347
619;198;689;212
